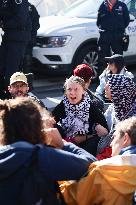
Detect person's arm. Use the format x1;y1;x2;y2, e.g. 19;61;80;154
52;100;65;123
104;104;113;131
96;4;102;28
30;4;40;45
123;3;130;28
90;105;109;131
39;142;96;181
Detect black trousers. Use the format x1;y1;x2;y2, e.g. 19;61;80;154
79;136;100;157
97;31;123;74
0;38;28;90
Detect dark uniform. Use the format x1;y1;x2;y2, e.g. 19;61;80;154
97;0;130;73
22;3;40;73
0;0;31;97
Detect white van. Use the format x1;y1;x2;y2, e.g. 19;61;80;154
33;0;136;76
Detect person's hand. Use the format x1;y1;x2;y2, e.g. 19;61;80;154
95;124;108;137
44;128;64;149
42;115;56;128
74;135;86;144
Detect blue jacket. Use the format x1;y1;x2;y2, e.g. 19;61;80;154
97;0;130;33
0;141;96;204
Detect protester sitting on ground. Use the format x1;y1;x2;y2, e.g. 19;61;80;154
73;63;104;113
60;117;136;205
105;74;136;131
8;72;46;108
96;74;136;159
52;75;108;156
95;54;134;102
0;97;96;204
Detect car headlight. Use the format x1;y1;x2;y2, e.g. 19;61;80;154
36;35;72;48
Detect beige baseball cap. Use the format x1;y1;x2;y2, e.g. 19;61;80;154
10;72;28;85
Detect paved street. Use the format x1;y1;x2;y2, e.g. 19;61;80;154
32;76;64;98
32;76;64;110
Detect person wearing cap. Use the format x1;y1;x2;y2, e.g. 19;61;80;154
97;0;130;71
8;72;64;134
8;72;46;108
95;54;134;101
73;64;104;113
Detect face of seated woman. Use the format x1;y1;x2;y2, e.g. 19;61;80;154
65;81;85;105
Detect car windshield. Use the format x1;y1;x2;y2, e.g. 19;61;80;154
57;0;103;18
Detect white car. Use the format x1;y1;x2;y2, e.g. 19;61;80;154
33;0;136;77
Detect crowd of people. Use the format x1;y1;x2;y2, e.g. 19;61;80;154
0;0;136;204
0;58;134;204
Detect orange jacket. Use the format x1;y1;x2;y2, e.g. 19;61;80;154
61;155;136;205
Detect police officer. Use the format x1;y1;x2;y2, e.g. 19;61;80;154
22;2;40;74
97;0;130;74
0;0;31;99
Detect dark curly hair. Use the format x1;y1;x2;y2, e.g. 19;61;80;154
0;97;49;145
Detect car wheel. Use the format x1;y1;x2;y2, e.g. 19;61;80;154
73;44;98;79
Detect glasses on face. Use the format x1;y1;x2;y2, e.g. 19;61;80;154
11;83;27;89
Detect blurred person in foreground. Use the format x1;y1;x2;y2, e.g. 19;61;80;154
73;64;104;113
60;117;136;205
0;97;96;205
